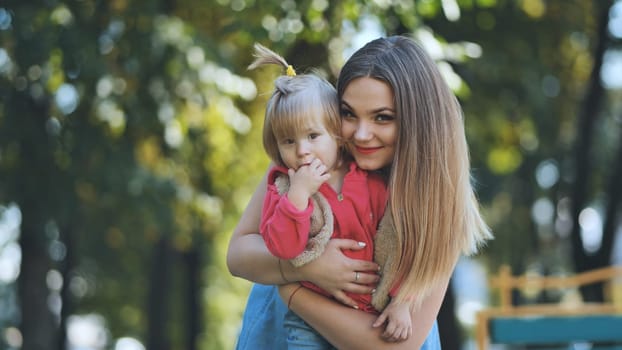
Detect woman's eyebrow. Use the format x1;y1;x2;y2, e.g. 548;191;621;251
370;107;395;113
341;101;394;114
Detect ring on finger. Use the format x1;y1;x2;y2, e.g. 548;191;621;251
355;271;360;282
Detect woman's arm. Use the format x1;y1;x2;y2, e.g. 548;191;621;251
280;278;449;350
226;169;380;301
226;171;285;284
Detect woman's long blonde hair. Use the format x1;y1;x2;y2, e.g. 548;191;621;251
338;36;492;306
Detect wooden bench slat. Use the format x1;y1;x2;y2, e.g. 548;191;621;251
477;264;622;350
490;315;622;344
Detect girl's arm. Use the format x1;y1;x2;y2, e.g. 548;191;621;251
226;169;380;302
280;278;449;350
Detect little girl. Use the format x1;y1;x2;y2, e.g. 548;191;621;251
248;43;413;348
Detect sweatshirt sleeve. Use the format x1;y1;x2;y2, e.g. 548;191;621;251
259;183;314;259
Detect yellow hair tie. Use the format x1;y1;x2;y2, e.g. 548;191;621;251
286;65;296;76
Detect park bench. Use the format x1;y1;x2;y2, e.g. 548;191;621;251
476;264;622;349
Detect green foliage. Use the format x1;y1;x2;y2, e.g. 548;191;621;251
0;0;619;349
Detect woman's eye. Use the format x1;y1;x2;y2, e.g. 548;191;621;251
376;114;395;122
340;108;354;119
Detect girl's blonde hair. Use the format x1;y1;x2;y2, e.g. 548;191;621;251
338;36;493;307
248;44;341;167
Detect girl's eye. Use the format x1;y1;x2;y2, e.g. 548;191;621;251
309;133;320;139
281;139;295;145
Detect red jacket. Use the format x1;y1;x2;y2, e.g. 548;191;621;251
260;162;388;312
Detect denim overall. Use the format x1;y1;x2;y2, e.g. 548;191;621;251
235;284;441;349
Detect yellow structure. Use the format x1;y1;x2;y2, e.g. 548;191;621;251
476;264;622;349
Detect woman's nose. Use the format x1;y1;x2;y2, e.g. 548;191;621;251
354;122;373;141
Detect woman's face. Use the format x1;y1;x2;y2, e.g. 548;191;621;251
340;77;397;170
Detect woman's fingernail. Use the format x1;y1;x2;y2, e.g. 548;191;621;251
371;289;376;294
358;242;366;247
353;305;359;309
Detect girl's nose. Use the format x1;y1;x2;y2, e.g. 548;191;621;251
296;141;311;156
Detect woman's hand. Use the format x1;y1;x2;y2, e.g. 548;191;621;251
293;238;380;308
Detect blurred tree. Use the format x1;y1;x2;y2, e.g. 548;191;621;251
568;0;615;302
394;0;619;345
425;0;602;273
1;0;621;349
0;0;267;349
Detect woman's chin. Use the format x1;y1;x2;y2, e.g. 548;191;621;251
353;157;390;171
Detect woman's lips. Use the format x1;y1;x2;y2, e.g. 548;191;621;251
355;146;382;155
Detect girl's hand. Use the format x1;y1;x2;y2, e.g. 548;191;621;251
372;300;413;342
295;238;380;308
287;158;330;208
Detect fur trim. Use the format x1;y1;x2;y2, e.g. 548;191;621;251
274;175;334;267
371;209;397;311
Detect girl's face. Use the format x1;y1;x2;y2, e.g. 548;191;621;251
276;118;340;172
340;77;397;170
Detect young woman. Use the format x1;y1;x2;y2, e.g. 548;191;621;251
249;43;411;348
227;35;492;349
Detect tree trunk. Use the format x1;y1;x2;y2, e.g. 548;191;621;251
12;81;58;350
437;280;462;350
600;124;622;266
570;0;612;302
57;225;76;350
184;248;201;350
146;236;173;350
18;221;57;350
